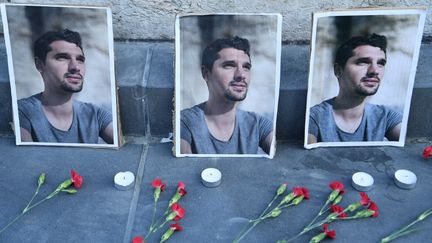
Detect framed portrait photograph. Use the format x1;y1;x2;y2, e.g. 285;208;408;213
1;3;120;148
304;8;426;149
174;13;282;158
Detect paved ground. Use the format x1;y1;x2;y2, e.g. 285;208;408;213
0;136;431;243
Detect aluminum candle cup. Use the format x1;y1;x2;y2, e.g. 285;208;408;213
394;169;417;189
114;171;135;190
351;172;374;191
201;168;222;188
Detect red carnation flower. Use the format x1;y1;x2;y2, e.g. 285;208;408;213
330;205;347;218
177;181;187;196
422;146;432;159
329;181;345;195
359;192;370;206
368;201;379;217
132;236;144;243
322;223;336;239
160;223;183;242
70;170;83;189
169;223;183;232
292;187;310;200
171;203;185;221
178;181;185;190
179;188;187;196
302;187;310;200
152;178;166;191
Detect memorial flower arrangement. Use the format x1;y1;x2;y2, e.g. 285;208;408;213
132;178;187;243
422;145;432;159
380;207;432;242
0;170;83;235
233;183;309;243
278;181;379;242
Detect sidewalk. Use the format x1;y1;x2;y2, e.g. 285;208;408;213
1;136;431;242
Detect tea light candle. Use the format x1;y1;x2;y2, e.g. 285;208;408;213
394;169;417;189
114;171;135;190
351;172;374;191
201;168;222;188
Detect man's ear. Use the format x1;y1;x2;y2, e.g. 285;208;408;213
35;58;44;73
333;63;342;79
201;65;210;82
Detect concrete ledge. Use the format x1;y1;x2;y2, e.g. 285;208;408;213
0;39;431;140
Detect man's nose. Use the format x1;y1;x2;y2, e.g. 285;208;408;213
367;63;380;76
234;67;247;81
68;59;81;72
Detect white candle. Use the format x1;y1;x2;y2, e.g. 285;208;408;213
114;171;135;190
351;172;374;191
201;168;222;188
394;169;417;190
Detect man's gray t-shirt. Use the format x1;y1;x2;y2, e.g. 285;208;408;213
181;103;273;154
309;98;402;142
18;93;112;143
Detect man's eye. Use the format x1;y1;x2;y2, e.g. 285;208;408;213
55;55;69;60
355;61;369;65
378;61;386;67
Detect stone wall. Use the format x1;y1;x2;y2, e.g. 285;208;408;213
1;0;431;41
0;0;431;140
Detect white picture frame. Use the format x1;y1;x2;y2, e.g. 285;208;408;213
304;8;426;149
174;13;282;158
1;3;120;148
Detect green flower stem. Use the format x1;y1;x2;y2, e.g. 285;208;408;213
152;218;170;234
279;203;295;210
286;203;351;242
233;215;260;242
146;200;160;238
318;199;331;215
146;207;174;239
248;193;280;222
0;190;59;235
233;191;285;243
381;228;419;243
0;213;24;235
380;208;432;242
305;200;331;229
248;201;295;222
263;194;282;215
285;217;330;242
233;220;261;243
22;183;43;213
151;210;170;230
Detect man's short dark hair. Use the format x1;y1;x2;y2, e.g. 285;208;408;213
201;36;250;71
33;29;83;62
334;33;387;67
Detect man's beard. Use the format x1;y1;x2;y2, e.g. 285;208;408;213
223;80;248;101
224;88;247;101
60;80;83;93
354;83;379;96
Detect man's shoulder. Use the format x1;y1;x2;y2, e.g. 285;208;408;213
74;100;106;112
310;99;333;115
365;103;402;120
18;93;42;111
365;103;399;114
237;108;265;120
181;103;204;121
236;109;272;128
